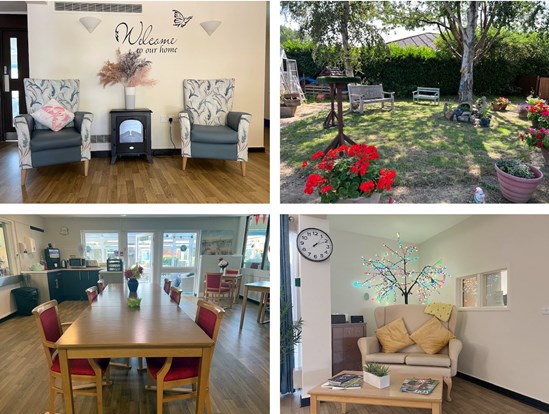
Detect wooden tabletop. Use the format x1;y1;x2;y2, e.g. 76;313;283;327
90;282;180;307
244;281;270;289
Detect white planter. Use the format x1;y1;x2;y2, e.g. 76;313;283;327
363;371;390;389
125;86;136;109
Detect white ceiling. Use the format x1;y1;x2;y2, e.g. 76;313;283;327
328;215;471;244
0;2;27;14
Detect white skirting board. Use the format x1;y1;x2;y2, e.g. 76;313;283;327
0;283;19;319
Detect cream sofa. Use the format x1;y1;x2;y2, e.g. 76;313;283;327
357;304;462;401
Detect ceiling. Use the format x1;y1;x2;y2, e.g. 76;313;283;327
328;215;471;244
0;2;27;14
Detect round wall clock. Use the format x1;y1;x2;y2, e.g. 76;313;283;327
297;227;333;262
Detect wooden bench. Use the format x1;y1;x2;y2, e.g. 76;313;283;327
348;84;394;113
413;87;440;104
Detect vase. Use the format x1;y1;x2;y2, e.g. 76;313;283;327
495;163;544;203
541;148;549;167
127;278;139;293
363;371;390;389
125;86;136;110
480;118;491;128
337;193;381;203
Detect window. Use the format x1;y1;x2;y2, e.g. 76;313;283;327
83;232;119;265
242;215;270;269
457;269;508;309
161;232;198;294
0;222;14;277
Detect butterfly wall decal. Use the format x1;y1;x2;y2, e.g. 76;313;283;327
173;10;193;28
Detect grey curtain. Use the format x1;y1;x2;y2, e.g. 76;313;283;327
280;214;294;394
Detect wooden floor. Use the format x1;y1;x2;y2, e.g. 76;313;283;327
0;130;269;203
280;380;548;414
0;294;269;414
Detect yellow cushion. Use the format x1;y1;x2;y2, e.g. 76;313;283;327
410;317;456;355
424;302;453;322
375;318;414;353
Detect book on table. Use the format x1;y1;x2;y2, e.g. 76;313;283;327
328;373;361;387
400;378;440;395
322;376;363;389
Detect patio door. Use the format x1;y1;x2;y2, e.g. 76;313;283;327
0;26;28;141
127;232;154;284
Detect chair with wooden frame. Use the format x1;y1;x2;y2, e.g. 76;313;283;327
97;279;106;294
204;272;232;309
32;300;111;414
260;293;270;324
86;286;98;304
145;300;225;414
169;286;182;305
163;278;172;295
221;268;241;304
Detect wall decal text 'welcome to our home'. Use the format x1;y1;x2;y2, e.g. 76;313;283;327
115;22;178;54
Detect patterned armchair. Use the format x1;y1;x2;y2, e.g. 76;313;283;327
14;79;92;186
179;79;251;176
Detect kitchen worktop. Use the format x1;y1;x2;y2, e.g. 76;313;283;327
22;268;104;274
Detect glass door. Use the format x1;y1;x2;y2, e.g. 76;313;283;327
1;30;28;141
127;232;154;284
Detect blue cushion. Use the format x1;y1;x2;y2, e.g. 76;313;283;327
191;125;238;144
30;128;81;152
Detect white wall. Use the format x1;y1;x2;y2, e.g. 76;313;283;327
420;215;549;405
298;215;332;397
27;1;267;149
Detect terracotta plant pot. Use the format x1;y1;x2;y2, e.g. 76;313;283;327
491;103;502;111
495;163;543;203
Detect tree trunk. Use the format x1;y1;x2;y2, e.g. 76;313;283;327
404;294;409;305
458;1;478;102
340;1;354;77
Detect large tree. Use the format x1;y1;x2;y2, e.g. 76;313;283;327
281;1;385;76
385;1;544;102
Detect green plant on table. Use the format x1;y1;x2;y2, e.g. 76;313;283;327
496;158;535;179
363;362;390;377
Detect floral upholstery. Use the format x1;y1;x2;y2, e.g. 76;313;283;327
14;79;92;170
179;79;251;164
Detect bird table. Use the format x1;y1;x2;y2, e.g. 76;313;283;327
317;75;360;152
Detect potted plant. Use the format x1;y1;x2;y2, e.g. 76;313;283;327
519;127;549;166
479;106;492;127
98;48;156;109
495;158;544;203
526;101;549;129
302;144;397;203
491;97;511;111
124;264;144;293
363;362;390;389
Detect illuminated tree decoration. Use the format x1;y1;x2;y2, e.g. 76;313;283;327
353;233;449;304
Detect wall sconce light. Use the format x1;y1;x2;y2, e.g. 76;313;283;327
79;16;102;33
200;20;222;36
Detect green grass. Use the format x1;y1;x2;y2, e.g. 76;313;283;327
281;98;534;190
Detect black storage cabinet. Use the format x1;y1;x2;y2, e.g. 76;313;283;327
11;287;38;316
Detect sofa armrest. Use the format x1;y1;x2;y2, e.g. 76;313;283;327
179;110;192;158
357;336;380;364
228;111;251;162
14;115;34;169
74;112;93;161
448;338;463;376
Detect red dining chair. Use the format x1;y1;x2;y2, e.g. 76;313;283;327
163;278;172;295
97;279;106;294
221;268;241;304
86;286;98;304
170;286;182;305
145;300;225;414
204;272;231;309
32;300;111;414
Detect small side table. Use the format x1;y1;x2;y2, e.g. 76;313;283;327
110;108;153;164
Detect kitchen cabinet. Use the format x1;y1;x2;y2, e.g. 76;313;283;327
62;269;101;301
47;271;64;303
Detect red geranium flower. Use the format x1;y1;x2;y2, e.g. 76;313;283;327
359;181;375;194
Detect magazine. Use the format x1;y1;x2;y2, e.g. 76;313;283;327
322;376;363;389
328;373;361;386
400;378;440;395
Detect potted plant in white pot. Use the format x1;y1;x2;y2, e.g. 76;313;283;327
495;158;544;203
363;362;390;389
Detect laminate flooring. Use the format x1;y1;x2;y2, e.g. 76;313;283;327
0;294;269;414
0;130;269;203
280;379;548;414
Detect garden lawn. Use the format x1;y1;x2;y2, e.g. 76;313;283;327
281;98;549;203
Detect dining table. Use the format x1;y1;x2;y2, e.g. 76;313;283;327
55;283;214;414
239;280;270;330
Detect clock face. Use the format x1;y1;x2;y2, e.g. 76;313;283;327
297;228;333;262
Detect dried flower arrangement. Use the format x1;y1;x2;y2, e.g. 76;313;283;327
98;48;156;88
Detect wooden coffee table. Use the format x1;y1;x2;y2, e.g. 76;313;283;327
308;371;442;414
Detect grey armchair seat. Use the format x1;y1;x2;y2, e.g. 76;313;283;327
14;79;92;186
179;79;251;176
